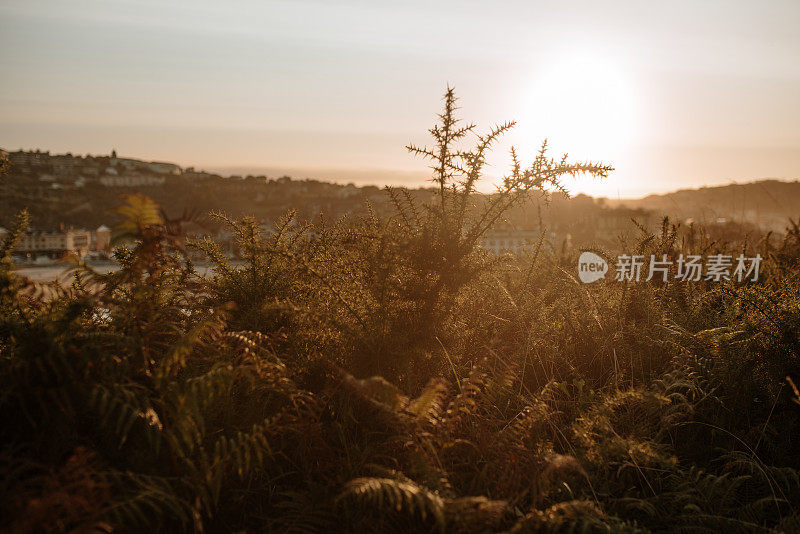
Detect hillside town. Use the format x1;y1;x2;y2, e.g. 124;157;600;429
2;148;181;189
2;148;786;264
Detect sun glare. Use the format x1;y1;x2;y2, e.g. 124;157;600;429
514;52;639;196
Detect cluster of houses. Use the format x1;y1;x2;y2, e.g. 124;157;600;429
1;149;661;259
0;225;112;262
1;149;181;189
0;215;657;265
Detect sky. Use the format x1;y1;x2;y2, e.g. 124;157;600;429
1;0;799;197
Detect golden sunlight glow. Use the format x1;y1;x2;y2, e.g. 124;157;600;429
516;52;639;196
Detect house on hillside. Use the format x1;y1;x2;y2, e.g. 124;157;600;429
147;161;181;175
0;225;112;260
11;228;91;259
99;173;166;187
480;226;540;254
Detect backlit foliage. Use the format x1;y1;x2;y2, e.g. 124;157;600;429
1;91;798;532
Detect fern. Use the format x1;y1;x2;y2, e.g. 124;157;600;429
337;477;446;532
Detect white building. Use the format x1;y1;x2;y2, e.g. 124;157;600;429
16;229;91;257
1;226;111;258
100;174;166;187
479;229;539;254
147;161;181;175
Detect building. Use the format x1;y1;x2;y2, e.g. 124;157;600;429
99;174;166;187
480;229;540;254
15;228;92;258
92;225;111;252
147;161;181;175
109;157;180;176
0;225;111;259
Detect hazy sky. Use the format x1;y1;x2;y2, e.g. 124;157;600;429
1;0;799;197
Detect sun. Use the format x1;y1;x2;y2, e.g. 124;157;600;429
519;52;638;158
512;51;639;196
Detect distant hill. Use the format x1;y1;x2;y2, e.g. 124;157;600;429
606;179;800;231
0;148;432;231
3;149;798;238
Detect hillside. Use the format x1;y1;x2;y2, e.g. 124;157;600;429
2;149;798;243
0;149;422;231
607;179;800;231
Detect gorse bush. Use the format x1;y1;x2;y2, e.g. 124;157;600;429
1;91;799;533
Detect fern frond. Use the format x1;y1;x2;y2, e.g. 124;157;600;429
406;378;448;426
336;477;445;532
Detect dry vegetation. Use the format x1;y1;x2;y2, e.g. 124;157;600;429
1;90;799;533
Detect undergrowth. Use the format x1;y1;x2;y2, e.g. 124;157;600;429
1;90;798;533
